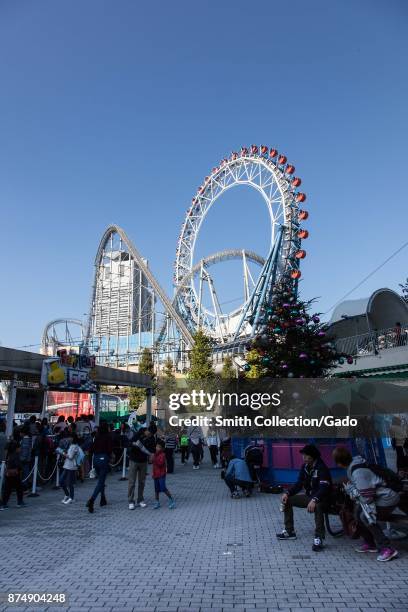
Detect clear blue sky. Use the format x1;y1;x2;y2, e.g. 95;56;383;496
1;0;407;349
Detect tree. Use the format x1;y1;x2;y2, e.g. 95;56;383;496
125;386;146;410
138;347;156;393
399;278;408;303
162;357;176;390
245;279;349;378
187;329;214;380
244;349;264;379
221;355;236;379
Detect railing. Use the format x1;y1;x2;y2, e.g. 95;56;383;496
335;324;408;357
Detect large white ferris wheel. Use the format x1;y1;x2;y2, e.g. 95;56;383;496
172;144;309;348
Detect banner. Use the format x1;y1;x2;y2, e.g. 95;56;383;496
41;349;97;392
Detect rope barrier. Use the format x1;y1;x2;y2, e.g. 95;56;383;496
21;464;36;484
36;460;58;483
109;451;124;468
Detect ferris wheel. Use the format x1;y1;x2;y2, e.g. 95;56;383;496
173;145;309;344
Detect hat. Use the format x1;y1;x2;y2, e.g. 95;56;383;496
299;444;320;460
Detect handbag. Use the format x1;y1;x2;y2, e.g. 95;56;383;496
6;467;19;478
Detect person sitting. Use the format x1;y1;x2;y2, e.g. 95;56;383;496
224;456;254;498
333;446;399;562
276;444;332;551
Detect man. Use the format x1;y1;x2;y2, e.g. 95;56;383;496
276;444;332;551
164;430;177;474
128;425;154;509
333;447;399;562
224;456;253;498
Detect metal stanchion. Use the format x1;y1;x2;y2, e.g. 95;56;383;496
28;456;40;497
53;463;60;489
0;460;6;501
119;447;128;481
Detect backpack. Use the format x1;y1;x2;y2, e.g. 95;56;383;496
351;462;403;493
180;435;189;447
75;446;85;467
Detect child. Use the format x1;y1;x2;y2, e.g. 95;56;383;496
152;439;175;509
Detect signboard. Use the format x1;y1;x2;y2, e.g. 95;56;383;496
41;349;97;392
15;388;45;413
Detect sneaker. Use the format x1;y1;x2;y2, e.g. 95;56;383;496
213;464;218;469
276;529;297;540
231;491;241;499
139;501;147;508
168;499;176;509
377;547;398;562
355;543;378;553
61;496;69;504
16;502;27;508
128;502;135;510
64;498;74;505
0;505;8;511
312;537;324;552
153;501;160;509
86;499;94;513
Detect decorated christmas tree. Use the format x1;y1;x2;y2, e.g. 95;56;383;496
245;278;352;378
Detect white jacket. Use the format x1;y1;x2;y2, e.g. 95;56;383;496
63;444;79;471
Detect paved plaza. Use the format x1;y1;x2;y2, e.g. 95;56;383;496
0;456;407;612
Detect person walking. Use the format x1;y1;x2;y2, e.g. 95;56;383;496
206;428;220;468
128;426;153;509
152;439;175;509
179;430;190;465
86;421;113;513
19;425;32;491
0;441;25;510
58;433;81;505
188;425;204;470
164;430;177;474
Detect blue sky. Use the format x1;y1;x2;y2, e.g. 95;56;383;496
1;0;407;349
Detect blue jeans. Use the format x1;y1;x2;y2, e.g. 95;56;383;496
60;469;76;499
90;453;109;501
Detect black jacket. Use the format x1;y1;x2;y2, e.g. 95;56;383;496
288;458;332;503
128;431;154;463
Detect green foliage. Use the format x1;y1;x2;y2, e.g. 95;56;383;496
187;329;214;380
247;279;344;378
399;278;408;303
221;355;236;379
125;386;146;410
244;349;264;379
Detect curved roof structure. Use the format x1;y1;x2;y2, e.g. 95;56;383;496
329;288;408;338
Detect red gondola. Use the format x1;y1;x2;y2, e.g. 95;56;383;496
269;148;278;158
298;209;308;220
295;250;306;259
278;154;287;165
285;164;295;175
251;145;258;154
241;147;248;155
292;177;302;188
298;229;309;239
291;270;301;279
260;145;268;155
296;192;306;202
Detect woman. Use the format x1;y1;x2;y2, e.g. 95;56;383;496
59;433;80;505
86;420;113;513
206;428;220;468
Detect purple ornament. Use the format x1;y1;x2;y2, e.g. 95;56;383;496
295;318;305;325
282;303;290;308
318;331;326;337
281;364;288;369
312;315;320;323
299;353;308;359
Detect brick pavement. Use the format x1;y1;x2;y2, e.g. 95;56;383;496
0;454;407;612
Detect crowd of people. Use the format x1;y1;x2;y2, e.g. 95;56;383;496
1;416;407;564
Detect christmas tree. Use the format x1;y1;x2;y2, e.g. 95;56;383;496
246;279;351;378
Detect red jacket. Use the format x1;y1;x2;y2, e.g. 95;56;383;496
152;450;167;478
